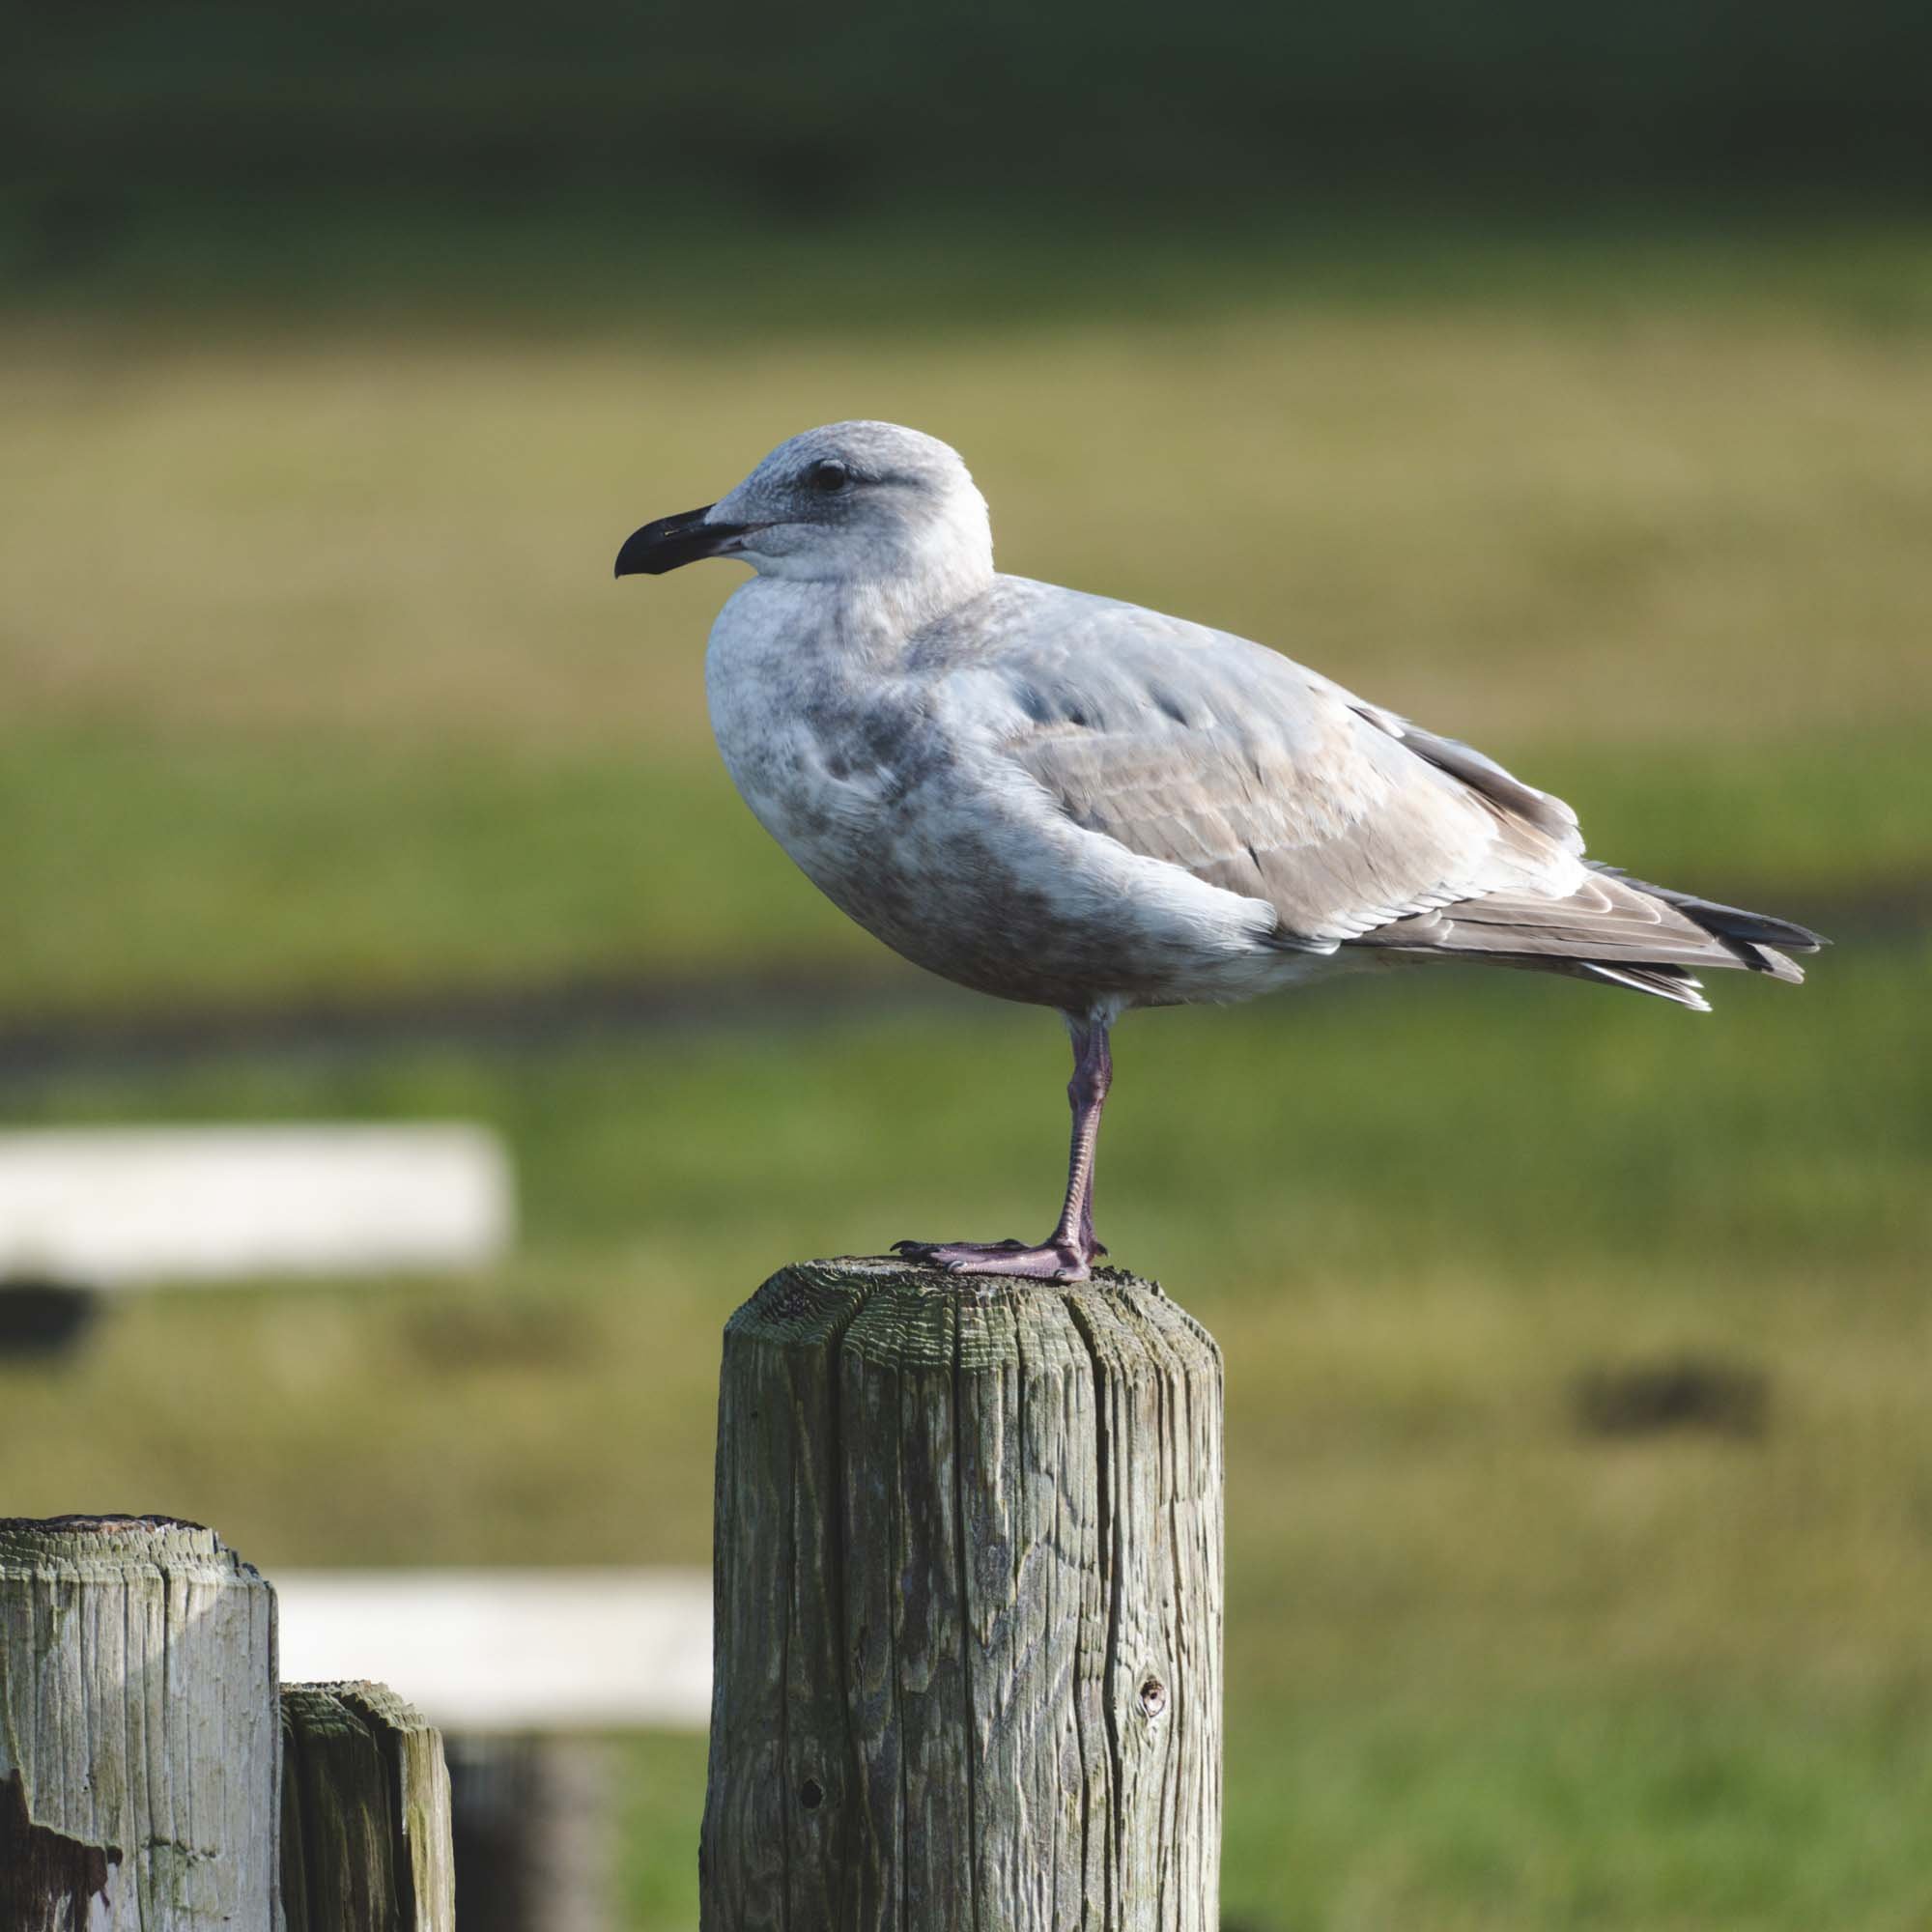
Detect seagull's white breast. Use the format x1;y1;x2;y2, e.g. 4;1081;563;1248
701;576;1300;1010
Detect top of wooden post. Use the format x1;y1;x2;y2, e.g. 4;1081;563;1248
0;1514;262;1576
727;1255;1219;1376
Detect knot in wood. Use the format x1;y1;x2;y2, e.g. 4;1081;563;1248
1138;1675;1169;1720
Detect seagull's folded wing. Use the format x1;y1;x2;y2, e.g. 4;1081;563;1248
954;585;1585;952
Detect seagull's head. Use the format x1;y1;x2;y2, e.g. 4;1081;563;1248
614;421;993;593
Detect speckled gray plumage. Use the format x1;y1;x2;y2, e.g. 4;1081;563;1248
687;421;1820;1021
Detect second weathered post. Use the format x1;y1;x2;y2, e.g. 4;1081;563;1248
703;1259;1224;1931
280;1681;456;1932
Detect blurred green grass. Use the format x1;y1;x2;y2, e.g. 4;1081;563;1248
3;222;1928;1927
4;223;1930;1014
2;943;1926;1926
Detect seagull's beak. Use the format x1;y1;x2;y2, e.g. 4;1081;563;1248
613;504;751;578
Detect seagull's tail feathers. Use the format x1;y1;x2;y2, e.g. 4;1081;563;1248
1583;866;1826;982
1357;866;1827;1008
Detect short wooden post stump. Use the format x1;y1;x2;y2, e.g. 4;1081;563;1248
702;1260;1224;1931
280;1680;456;1932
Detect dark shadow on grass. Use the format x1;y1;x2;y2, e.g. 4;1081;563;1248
0;872;1914;1085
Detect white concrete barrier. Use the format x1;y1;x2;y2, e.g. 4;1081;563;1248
0;1124;513;1287
273;1569;713;1732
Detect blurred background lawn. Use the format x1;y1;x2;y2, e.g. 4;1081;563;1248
5;5;1932;1927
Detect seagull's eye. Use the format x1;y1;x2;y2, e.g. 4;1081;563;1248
806;459;851;495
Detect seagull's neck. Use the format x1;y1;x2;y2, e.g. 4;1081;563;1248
749;554;993;661
846;558;993;640
726;499;996;669
850;508;996;638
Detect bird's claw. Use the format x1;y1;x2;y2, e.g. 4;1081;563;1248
891;1237;1093;1283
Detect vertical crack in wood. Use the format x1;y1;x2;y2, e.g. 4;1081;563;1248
1137;1293;1186;1931
1063;1292;1121;1929
951;1296;981;1932
893;1304;910;1932
1011;1300;1059;1929
779;1328;793;1930
121;1581;140;1931
1061;1291;1097;1932
157;1552;176;1901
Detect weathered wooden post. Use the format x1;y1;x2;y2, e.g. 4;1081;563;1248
280;1681;457;1931
0;1517;454;1932
0;1516;280;1929
703;1259;1224;1930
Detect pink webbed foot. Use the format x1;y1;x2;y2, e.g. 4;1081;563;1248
891;1237;1098;1284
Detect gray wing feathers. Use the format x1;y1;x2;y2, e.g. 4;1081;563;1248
1347;701;1584;855
956;582;1823;1002
1023;715;1508;951
1358;867;1816;985
979;590;1562;948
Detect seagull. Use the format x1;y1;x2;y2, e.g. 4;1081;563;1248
616;421;1824;1282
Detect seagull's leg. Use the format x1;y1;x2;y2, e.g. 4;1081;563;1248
1053;1013;1112;1261
894;1012;1114;1283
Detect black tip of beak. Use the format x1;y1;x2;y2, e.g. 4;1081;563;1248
614;504;745;578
